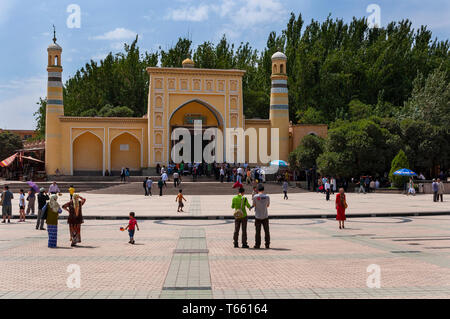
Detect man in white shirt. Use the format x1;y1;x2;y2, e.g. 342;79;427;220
252;184;271;249
220;167;225;183
161;172;168;187
173;171;180;188
324;180;331;201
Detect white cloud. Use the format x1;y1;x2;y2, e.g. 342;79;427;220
0;76;47;130
92;28;137;41
91;53;109;61
164;0;286;37
165;4;210;22
231;0;286;29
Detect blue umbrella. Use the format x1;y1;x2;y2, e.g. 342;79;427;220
393;168;417;176
270;160;288;167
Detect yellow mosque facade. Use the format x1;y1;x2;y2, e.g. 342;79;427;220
45;38;327;176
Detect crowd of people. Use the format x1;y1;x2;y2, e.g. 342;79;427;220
0;182;86;248
0;165;447;249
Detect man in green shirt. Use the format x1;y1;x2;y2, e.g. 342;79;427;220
231;187;252;248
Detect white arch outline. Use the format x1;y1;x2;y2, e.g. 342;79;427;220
166;98;226;164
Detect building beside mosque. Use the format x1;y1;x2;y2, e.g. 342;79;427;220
44;36;327;176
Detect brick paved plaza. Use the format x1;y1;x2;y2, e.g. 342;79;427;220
1;213;449;299
4;182;449;219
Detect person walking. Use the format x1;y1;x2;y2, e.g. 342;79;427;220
120;167;126;183
18;189;26;222
1;186;13;224
62;194;86;247
26;187;36;216
231;187;251;248
407;178;416;196
432;179;439;202
158;178;164;197
143;177;149;196
46;195;62;248
252;184;271;249
176;190;187;213
146;177;153;196
324;180;331;201
36;188;49;230
220;167;225;183
437;179;445;202
48;182;60;195
282;180;289;200
162;172;168;187
336;188;348;229
358;176;366;194
173;171;180;188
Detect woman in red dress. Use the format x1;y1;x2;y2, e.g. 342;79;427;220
335;188;347;229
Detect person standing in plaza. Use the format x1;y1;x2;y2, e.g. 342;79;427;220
158;178;164;196
26;187;36;216
162;171;168;187
252;184;271;249
231;187;251;248
336;188;347;229
18;189;26;222
1;186;13;224
149;177;155;195
432;179;439;202
282;180;289;200
36;188;49;230
62;194;86;247
46;195;62;248
173;171;180;188
358;176;366;194
48;181;60;195
120;167;126;183
324;179;331;201
124;212;139;244
220;167;225;183
68;185;75;200
143;177;149;196
437;179;444;202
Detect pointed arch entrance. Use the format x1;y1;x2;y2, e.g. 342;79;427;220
168;99;224;163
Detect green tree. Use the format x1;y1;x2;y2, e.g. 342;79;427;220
289;134;325;169
402;65;450;126
0;132;23;160
389;150;410;188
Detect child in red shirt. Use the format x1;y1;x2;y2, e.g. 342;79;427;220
125;212;139;244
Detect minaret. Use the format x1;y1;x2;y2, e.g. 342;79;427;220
269;51;290;162
45;26;64;175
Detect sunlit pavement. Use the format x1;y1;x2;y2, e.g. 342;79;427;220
1;215;449;299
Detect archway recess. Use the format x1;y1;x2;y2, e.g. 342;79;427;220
110;132;141;173
73;132;103;176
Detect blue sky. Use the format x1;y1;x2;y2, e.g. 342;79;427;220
0;0;449;129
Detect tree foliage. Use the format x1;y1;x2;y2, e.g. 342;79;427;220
389;150;410;188
0;132;23;160
32;12;449;175
289;134;325;169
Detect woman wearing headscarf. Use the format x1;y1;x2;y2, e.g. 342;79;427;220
46;195;62;248
62;194;86;247
335;188;348;229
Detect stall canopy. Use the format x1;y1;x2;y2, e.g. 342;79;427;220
0;153;18;167
0;153;44;167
